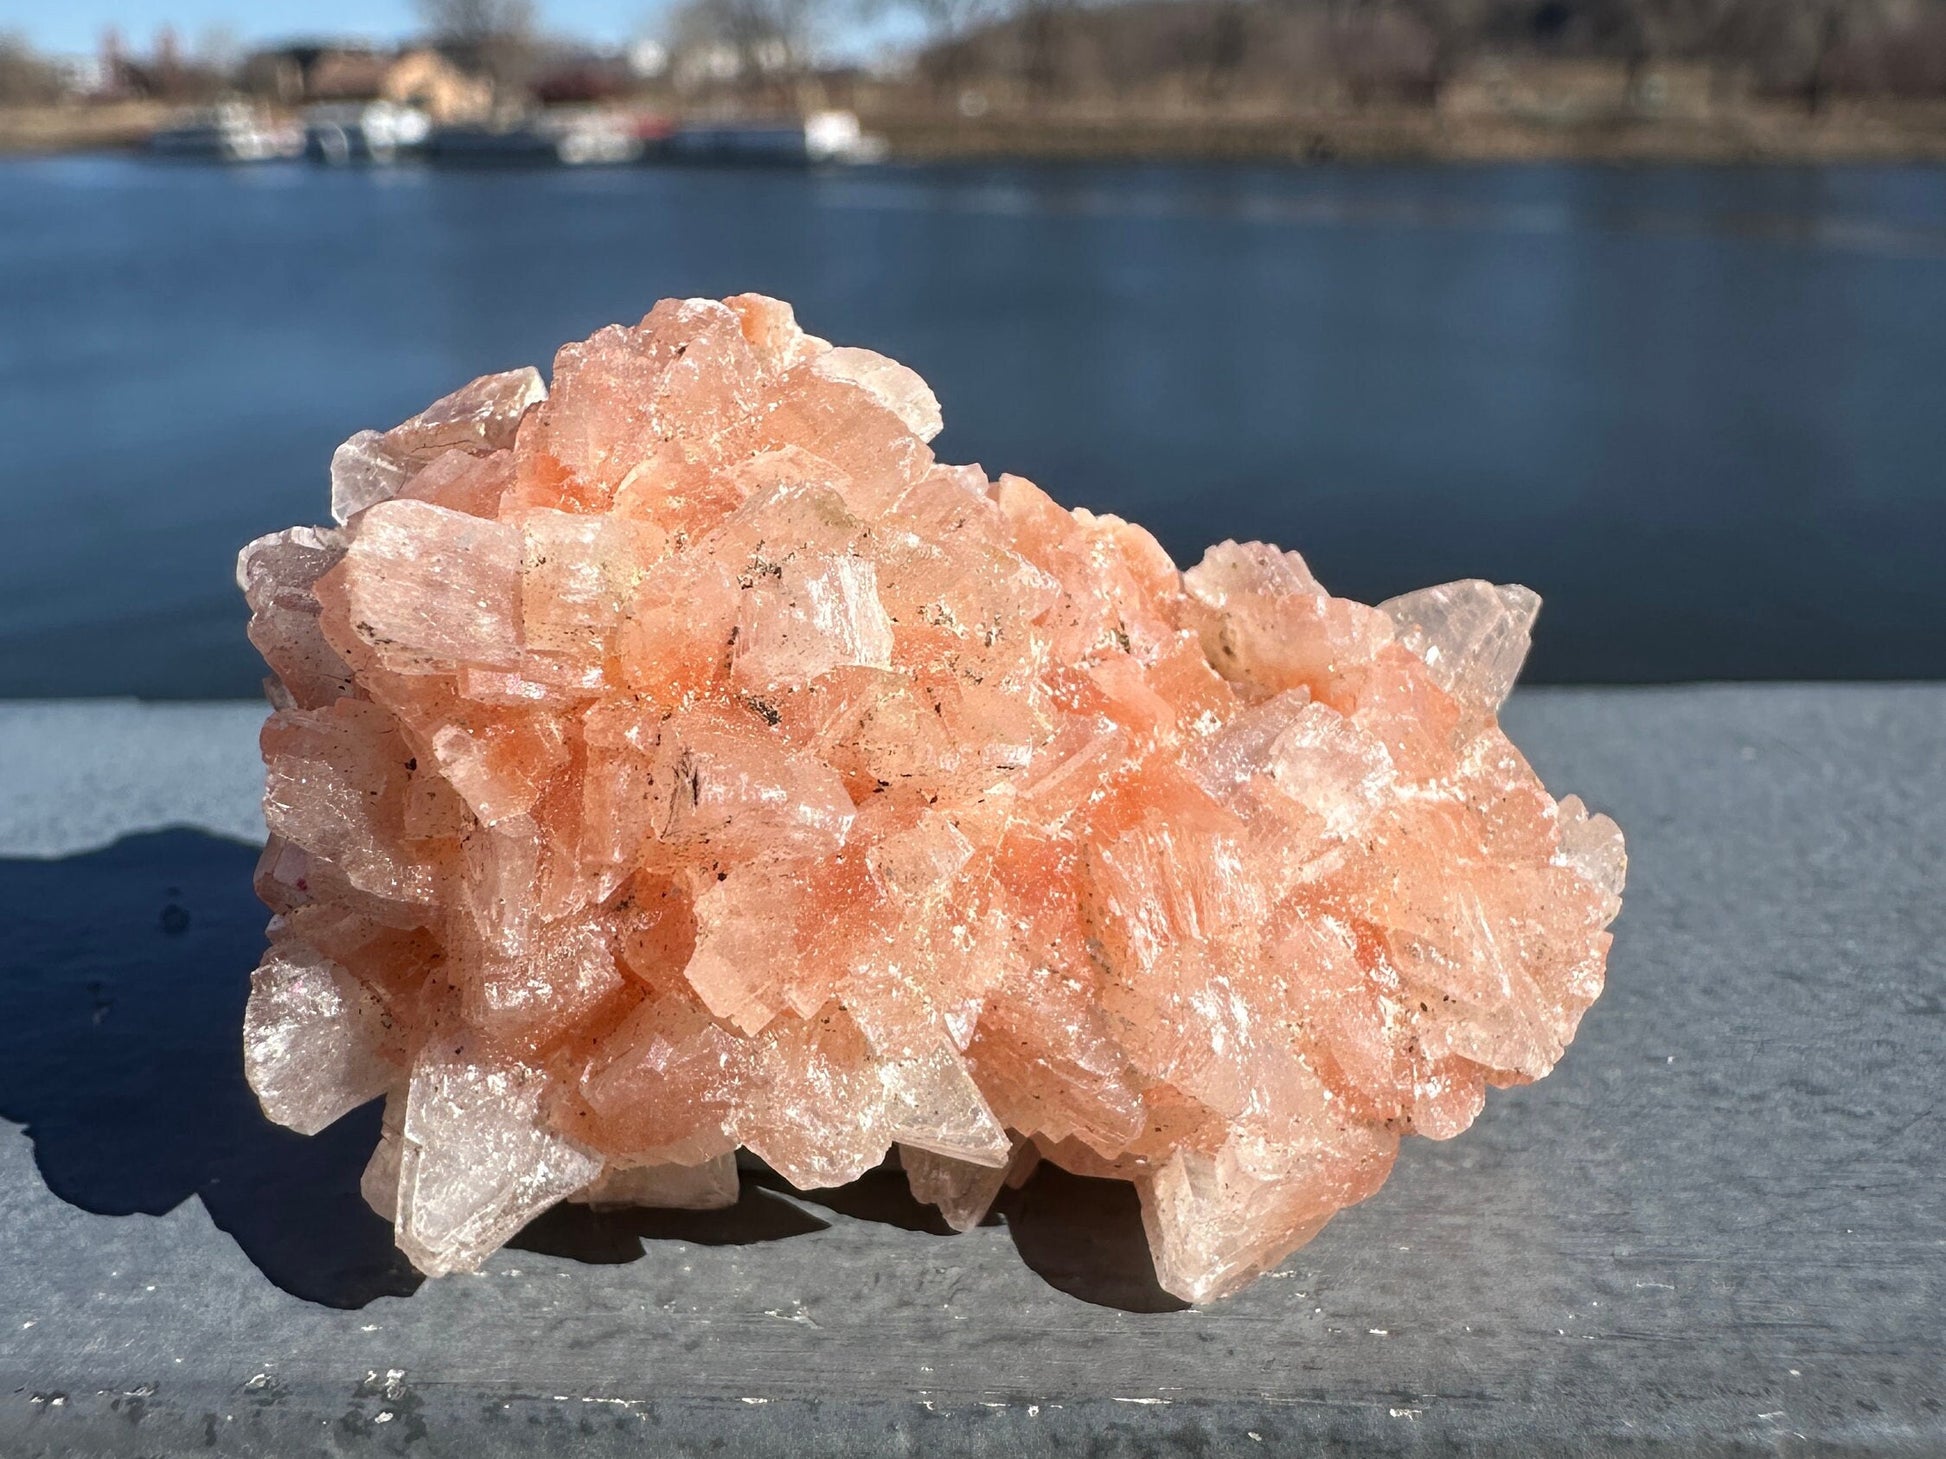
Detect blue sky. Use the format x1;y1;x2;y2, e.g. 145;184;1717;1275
11;1;665;55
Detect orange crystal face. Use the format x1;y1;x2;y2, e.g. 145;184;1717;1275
238;294;1625;1302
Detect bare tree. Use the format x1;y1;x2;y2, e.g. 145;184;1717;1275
894;0;1003;49
1801;0;1859;112
868;0;1003;98
416;0;539;42
416;0;540;92
0;32;65;105
1194;0;1252;101
1708;0;1889;111
858;0;1946;118
1392;0;1485;106
662;0;733;86
1011;0;1080;104
662;0;830;96
738;0;826;73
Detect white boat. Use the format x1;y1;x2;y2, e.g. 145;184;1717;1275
805;110;888;165
304;101;431;166
427;110;644;167
150;103;303;163
662;110;887;167
543;109;644;166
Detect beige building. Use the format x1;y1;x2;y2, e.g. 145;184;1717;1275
379;50;492;122
248;45;492;123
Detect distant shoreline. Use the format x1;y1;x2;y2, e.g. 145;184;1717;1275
0;102;174;156
6;99;1946;166
870;105;1946;165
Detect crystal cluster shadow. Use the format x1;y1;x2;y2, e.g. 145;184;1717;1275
0;830;1183;1312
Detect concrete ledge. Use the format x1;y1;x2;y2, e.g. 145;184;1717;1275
0;687;1941;1456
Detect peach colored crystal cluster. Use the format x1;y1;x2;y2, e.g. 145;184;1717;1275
238;295;1624;1302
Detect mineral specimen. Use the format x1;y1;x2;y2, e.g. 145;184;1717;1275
239;295;1625;1302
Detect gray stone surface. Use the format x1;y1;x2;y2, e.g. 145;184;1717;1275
0;700;268;856
0;686;1940;1456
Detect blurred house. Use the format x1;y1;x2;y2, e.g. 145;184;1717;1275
244;43;491;122
384;49;492;120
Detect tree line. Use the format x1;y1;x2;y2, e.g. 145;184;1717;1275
4;0;1942;110
670;0;1946;109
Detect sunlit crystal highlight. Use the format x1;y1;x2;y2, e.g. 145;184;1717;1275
240;295;1624;1301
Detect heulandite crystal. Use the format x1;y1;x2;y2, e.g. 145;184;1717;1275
238;295;1624;1302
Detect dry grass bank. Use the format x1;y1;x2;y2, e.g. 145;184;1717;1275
0;102;175;154
864;100;1946;164
5;96;1945;164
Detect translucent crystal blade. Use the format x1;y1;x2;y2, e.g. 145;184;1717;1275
396;1053;603;1277
1381;579;1540;715
242;945;394;1136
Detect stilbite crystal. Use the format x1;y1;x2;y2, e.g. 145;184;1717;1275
239;295;1625;1302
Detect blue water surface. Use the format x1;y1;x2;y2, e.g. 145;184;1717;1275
2;155;1943;694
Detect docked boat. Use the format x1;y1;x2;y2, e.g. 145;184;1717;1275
427;110;645;167
303;101;431;165
659;110;887;167
150;103;303;163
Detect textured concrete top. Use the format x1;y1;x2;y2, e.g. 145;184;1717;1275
0;687;1940;1457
